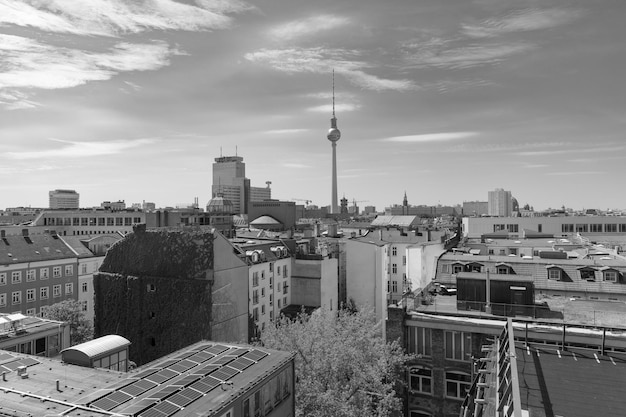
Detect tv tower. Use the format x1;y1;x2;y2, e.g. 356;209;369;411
327;70;341;214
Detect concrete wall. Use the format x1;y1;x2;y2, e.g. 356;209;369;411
406;242;446;294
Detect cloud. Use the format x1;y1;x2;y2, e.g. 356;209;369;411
463;8;583;38
307;103;361;113
282;163;310;169
5;138;156;160
0;0;252;37
0;34;178;107
516;144;626;157
546;171;604;176
405;41;534;69
244;47;417;91
263;129;310;135
382;132;478;143
269;15;350;41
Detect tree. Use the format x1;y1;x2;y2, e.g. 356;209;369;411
260;308;411;417
43;299;93;345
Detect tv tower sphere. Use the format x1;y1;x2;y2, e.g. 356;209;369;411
327;125;341;142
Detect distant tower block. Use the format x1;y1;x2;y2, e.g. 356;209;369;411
327;71;341;214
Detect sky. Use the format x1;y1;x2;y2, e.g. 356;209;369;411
1;0;625;212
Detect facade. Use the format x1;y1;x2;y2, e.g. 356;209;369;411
462;215;626;249
0;313;70;356
248;200;297;231
291;238;339;311
0;340;296;417
212;155;272;215
94;227;249;366
49;189;79;209
346;228;448;333
236;241;293;335
461;201;488;217
30;208;144;236
0;230;80;317
487;188;512;217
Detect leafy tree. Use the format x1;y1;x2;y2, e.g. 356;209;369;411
260;308;411;417
43;299;93;345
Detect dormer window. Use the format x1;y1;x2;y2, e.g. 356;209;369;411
452;263;464;274
495;263;512;275
546;265;562;280
601;268;619;282
468;263;483;273
578;267;596;281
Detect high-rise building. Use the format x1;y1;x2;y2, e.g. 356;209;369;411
488;188;512;217
49;189;79;209
327;72;341;214
212;155;271;215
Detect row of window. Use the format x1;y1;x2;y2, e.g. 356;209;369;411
243;368;291;417
442;263;622;283
252;290;289;310
0;284;74;306
409;366;471;399
561;223;626;233
407;328;473;361
43;216;141;226
252;265;290;287
493;224;520;233
0;265;74;285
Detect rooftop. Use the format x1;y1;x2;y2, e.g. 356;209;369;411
0;341;294;417
0;231;77;264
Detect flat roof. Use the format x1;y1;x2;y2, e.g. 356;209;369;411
0;341;294;417
516;345;626;417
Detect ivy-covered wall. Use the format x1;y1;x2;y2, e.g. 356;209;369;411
94;227;215;366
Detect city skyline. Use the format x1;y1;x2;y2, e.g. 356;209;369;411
1;0;625;211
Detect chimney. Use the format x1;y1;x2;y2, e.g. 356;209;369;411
22;228;28;237
0;230;5;238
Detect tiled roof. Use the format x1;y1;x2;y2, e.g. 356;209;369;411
0;232;77;264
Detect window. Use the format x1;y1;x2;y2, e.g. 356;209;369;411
261;271;265;279
26;270;36;282
445;331;471;361
453;264;463;274
509;248;517;255
65;283;73;295
392;246;397;256
40;287;49;300
26;308;36;316
277;282;281;292
562;224;574;233
147;284;156;292
98;218;105;226
605;224;617;233
40;268;49;280
392;264;398;274
270;310;274;321
53;266;62;278
269;263;273;272
82;282;88;293
590;224;602;233
493;224;505;232
11;271;22;284
407;327;431;356
283;284;288;295
497;266;509;275
488;249;494;255
26;289;35;302
261;304;265;315
64;265;73;276
0;293;6;306
283;296;287;305
0;273;5;285
446;371;472;399
469;263;482;272
253;289;259;305
53;285;61;297
441;264;450;273
409;367;432;394
620;224;626;233
81;263;88;274
12;291;21;305
283;265;288;276
278;299;281;308
548;268;561;280
253;307;259;322
277;265;281;275
506;224;519;233
252;272;259;287
604;270;618;282
403;255;407;266
580;269;595;281
81;301;88;312
269;294;273;305
576;224;588;233
392;281;398;293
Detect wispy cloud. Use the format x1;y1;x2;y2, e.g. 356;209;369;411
5;138;156;160
263;128;309;135
282;163;310;169
269;15;350;41
546;171;604;176
0;0;252;37
405;41;534;70
382;132;478;143
463;8;583;38
0;34;178;107
244;47;417;91
307;103;361;113
516;144;626;157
